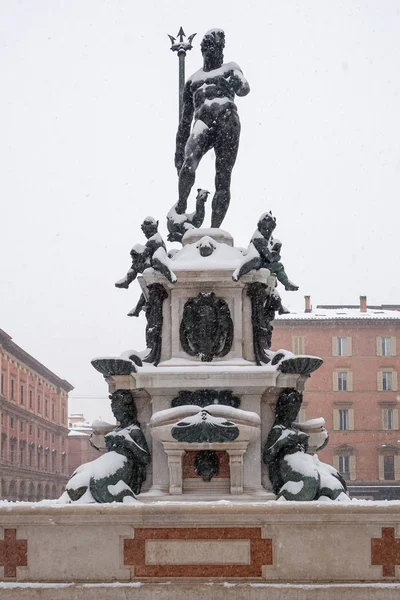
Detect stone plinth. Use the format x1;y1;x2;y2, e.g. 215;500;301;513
1;501;400;599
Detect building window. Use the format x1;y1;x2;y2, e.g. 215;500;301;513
37;427;41;439
61;437;65;447
29;424;32;436
377;336;396;357
333;336;352;357
1;436;5;459
1;372;4;395
378;370;398;392
10;416;14;429
52;433;55;443
382;371;393;391
51;453;56;471
45;453;48;470
10;441;15;463
45;398;48;417
51;403;55;420
20;445;24;466
338;455;350;480
45;431;48;441
62;407;65;424
37;450;41;468
20;421;23;433
292;336;305;355
10;379;15;400
382;407;399;430
37;394;41;413
338;372;348;391
29;447;34;467
333;370;353;392
384;408;393;430
20;383;24;404
382;337;392;356
334;407;354;431
29;389;33;409
338;337;347;356
384;455;395;480
339;409;349;430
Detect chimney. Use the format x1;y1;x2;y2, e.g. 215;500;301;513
304;295;312;313
360;295;367;313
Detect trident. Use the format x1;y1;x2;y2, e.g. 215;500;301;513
168;27;196;122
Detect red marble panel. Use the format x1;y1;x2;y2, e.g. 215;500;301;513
371;527;400;577
0;528;27;578
124;527;272;578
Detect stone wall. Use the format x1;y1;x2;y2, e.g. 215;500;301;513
0;501;399;598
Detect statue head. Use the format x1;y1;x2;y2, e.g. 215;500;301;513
110;389;138;426
275;388;303;426
201;29;225;68
257;211;277;238
141;217;158;239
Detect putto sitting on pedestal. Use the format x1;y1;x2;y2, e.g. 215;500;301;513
115;217;173;288
233;211;298;290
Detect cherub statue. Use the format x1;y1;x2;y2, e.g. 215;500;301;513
115;217;166;288
60;390;150;503
232;212;298;290
263;389;347;501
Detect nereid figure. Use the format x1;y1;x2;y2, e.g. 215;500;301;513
60;390;150;503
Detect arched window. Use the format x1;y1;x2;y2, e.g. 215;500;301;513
18;480;26;501
44;483;50;499
28;481;35;502
8;480;17;501
36;483;43;501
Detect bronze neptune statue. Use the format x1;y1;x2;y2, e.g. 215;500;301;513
173;28;250;229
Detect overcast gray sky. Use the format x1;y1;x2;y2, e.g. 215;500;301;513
1;1;399;422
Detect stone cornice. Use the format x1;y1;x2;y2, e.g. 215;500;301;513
0;399;69;435
0;329;73;392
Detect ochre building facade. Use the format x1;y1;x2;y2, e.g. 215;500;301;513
273;296;400;499
0;329;73;501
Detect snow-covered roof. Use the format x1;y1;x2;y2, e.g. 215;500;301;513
276;307;400;321
68;430;89;437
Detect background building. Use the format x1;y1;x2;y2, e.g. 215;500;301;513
68;413;99;476
273;296;400;499
0;328;73;501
